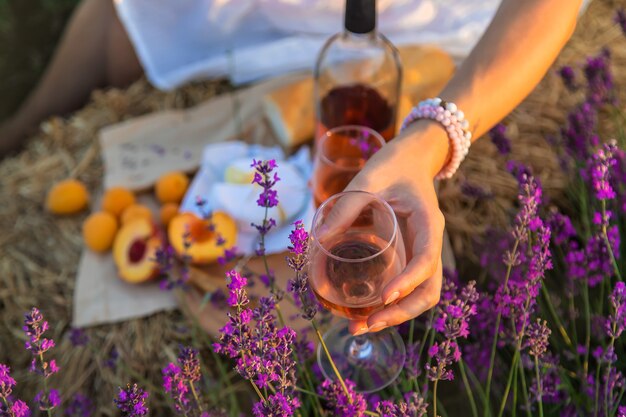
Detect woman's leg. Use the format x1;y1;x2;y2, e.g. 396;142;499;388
0;0;143;155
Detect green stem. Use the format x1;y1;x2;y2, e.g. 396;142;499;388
409;319;416;345
517;357;532;417
534;357;543;417
583;281;592;383
433;379;439;417
604;337;616;417
364;411;381;417
601;200;622;281
189;383;204;412
540;285;573;348
251;380;266;402
484;239;520;417
312;320;351;401
497;350;520;417
512;359;518;417
458;360;479;417
594;361;601;417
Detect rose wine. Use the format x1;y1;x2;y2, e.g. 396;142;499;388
314;0;401;145
312;155;366;207
316;84;396;142
309;232;403;320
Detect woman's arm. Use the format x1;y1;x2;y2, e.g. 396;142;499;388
403;0;583;178
346;0;583;334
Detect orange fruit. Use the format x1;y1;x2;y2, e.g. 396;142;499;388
102;187;135;218
46;179;89;215
159;203;179;227
155;172;189;204
121;204;153;225
82;211;119;252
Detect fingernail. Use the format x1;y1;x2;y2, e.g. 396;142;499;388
368;322;387;332
353;327;368;336
384;291;400;305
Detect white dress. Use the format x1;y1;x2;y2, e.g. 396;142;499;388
113;0;586;90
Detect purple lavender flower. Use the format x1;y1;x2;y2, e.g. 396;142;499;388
114;384;149;417
65;393;93;417
286;221;317;320
616;9;626;36
225;270;249;308
589;140;618;200
529;353;563;405
318;379;366;416
489;123;512;155
547;211;576;245
68;327;89;347
35;389;61;411
105;347;119;370
0;364;31;417
177;346;201;383
375;392;428;417
10;400;31;417
251;159;280;208
460;182;493;199
252;393;300;417
584;50;614;106
558;66;577;91
404;341;422;380
155;244;189;291
251;159;280;257
162;363;190;414
0;364;16;399
525;319;551;357
215;269;299;408
23;308;60;379
606;281;626;339
217;246;239;266
618;405;626;417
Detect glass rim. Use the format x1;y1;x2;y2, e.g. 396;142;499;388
311;190;398;263
317;125;385;169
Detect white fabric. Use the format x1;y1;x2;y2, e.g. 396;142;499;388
114;0;501;89
180;142;315;255
114;0;591;90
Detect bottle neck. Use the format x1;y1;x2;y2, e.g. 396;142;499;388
342;29;377;42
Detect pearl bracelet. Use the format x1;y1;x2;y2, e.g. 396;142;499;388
400;98;472;180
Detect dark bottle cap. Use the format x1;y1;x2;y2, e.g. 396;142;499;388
345;0;376;34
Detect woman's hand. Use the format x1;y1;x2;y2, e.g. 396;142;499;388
343;121;450;336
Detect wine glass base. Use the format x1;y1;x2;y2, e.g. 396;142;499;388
317;321;406;393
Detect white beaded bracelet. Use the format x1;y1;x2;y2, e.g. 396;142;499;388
401;98;472;180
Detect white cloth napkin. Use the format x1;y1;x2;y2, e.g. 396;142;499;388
180;142;315;255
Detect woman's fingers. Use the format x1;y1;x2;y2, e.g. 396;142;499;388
380;207;445;305
365;258;443;332
313;190;374;238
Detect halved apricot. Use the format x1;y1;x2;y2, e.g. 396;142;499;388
168;212;237;265
113;218;163;283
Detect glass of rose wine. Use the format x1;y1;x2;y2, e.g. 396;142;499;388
309;191;407;392
311;125;385;208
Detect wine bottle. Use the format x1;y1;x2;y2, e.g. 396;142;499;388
314;0;402;143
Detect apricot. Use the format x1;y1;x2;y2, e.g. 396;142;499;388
82;211;118;252
168;212;237;265
159;203;179;227
113;218;163;283
46;179;90;215
155;171;189;204
102;187;136;218
121;204;153;225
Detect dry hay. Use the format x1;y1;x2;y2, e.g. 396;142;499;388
1;0;625;413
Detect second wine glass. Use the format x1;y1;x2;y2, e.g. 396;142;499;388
311;125;385;207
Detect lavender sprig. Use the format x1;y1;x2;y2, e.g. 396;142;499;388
0;364;30;417
114;384;149;417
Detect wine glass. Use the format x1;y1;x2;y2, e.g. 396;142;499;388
308;190;407;393
311;125;385;208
